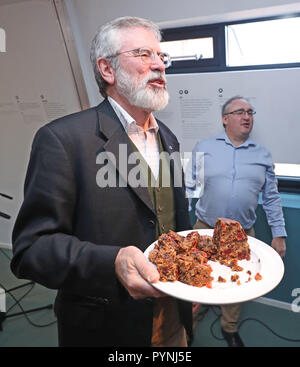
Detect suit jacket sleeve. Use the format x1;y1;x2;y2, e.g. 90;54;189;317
11;124;123;301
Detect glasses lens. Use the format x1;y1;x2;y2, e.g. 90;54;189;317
139;49;152;63
138;49;171;68
163;53;171;68
231;109;255;116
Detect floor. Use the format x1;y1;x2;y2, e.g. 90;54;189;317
1;247;300;347
0;248;57;347
191;302;300;347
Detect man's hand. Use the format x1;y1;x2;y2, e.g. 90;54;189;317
115;246;165;299
271;237;286;258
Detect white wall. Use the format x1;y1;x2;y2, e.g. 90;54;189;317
64;0;300;106
0;0;82;246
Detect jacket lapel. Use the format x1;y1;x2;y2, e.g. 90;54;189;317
95;100;155;214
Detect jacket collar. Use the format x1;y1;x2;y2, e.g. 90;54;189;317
95;100;155;212
216;131;257;148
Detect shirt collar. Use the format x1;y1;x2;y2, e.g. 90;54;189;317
216;131;256;148
108;96;159;134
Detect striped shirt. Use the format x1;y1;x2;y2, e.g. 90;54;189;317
108;96;160;179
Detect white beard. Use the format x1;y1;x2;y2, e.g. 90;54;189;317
115;68;169;111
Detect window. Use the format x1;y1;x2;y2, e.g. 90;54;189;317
162;15;300;72
226;17;300;67
161;24;225;73
162;37;214;62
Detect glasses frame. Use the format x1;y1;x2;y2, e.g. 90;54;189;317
106;47;171;68
224;109;256;116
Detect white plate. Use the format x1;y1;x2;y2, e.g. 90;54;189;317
144;229;284;304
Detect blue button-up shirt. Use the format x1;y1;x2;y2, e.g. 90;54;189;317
185;132;287;238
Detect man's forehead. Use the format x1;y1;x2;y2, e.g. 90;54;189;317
119;27;159;49
230;99;252;109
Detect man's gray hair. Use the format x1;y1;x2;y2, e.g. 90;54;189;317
90;16;162;98
221;95;251;116
221;96;253;128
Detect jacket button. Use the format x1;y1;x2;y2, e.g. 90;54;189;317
149;219;155;227
96;297;109;305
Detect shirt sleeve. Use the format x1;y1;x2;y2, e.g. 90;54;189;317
261;152;287;238
11;125;124;302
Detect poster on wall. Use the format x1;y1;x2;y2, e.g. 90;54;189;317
155;70;300;166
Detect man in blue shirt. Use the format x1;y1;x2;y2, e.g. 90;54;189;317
185;96;286;347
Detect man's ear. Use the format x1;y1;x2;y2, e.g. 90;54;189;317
222;115;228;128
97;58;115;85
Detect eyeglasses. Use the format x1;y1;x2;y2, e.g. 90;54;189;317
224;109;256;116
107;47;171;68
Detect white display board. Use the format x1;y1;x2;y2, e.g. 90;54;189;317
154;68;300;164
0;0;82;246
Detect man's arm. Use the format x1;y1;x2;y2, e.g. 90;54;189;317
261;157;287;258
271;237;286;258
11;126;119;297
11;125;161;301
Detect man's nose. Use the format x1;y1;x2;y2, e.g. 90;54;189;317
242;112;251;120
150;54;166;72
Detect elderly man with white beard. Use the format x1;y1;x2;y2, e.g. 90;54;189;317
11;17;193;347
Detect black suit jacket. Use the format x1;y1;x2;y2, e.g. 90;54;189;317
11;99;192;346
